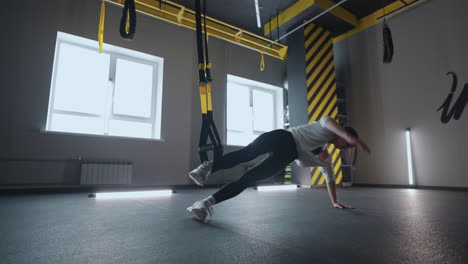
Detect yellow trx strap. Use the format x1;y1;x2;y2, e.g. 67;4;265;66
206;63;213;112
199;83;208;114
260;52;265;71
207;82;213;112
98;0;106;53
126;9;131;34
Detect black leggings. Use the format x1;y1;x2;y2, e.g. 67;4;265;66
211;129;298;204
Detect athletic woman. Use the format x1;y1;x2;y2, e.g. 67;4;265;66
187;116;371;222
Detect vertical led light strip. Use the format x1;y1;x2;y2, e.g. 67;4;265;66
254;0;261;28
405;129;414;185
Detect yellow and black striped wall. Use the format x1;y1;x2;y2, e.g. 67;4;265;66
304;23;344;186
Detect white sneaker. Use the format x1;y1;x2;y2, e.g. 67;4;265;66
187;200;214;222
188;161;213;186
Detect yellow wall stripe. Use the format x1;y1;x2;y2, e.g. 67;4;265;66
308;81;336;119
306;59;334;89
304;24;343;186
333;158;342;173
331;107;338;118
306;60;334;87
318;148;341;185
307;71;335;101
312;93;337;120
331;147;340;160
317;175;326;185
305;27;324;50
305;30;330;60
335;171;344;184
305;44;333;76
310;168;321;185
306;49;334;87
311;145;338;185
308;83;335;114
311;96;337;121
314;97;337;119
304;24;315;37
308;85;336;116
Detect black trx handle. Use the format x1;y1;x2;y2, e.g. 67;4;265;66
195;0;223;163
119;0;136;40
383;22;394;64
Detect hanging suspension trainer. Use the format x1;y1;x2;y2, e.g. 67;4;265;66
98;0;106;53
119;0;136;40
203;0;223;160
196;0;223;163
382;0;394;64
259;52;265;71
382;20;394;64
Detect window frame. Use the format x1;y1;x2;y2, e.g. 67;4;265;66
226;74;284;147
46;32;164;140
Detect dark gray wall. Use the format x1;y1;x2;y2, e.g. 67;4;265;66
286;30;309;128
286;29;312;186
0;0;285;186
334;0;468;187
1;2;15;177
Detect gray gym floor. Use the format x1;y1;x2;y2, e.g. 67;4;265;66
1;187;467;264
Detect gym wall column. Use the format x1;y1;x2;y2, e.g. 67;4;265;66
287;23;344;186
305;23;343;185
286;26;311;186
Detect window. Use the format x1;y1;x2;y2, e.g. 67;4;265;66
46;32;164;139
226;75;284;146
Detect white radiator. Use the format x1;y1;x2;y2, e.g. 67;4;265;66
80;160;133;185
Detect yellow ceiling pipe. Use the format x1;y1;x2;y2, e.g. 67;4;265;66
105;0;288;60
